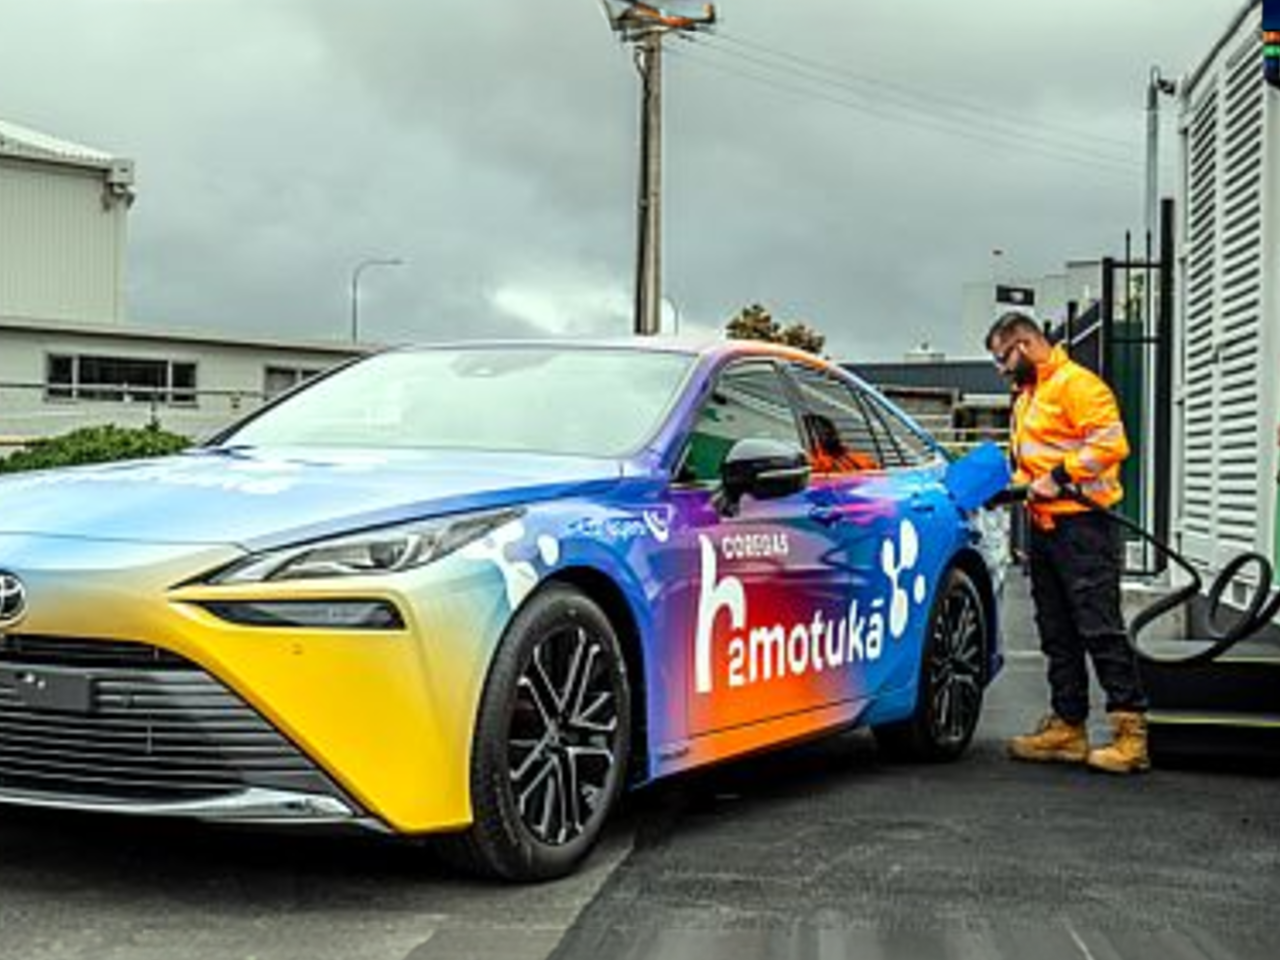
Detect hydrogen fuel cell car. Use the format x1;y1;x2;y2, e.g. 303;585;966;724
0;340;1004;880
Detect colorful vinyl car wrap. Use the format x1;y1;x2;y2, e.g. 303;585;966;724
0;341;1006;879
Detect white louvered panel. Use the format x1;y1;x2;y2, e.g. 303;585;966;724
1212;28;1265;568
1223;129;1262;171
1224;166;1262;201
1221;206;1260;247
1219;203;1259;246
1224;97;1262;143
1187;202;1216;247
1177;18;1267;572
1220;264;1261;304
1180;78;1220;564
1220;286;1260;323
1186;273;1215;313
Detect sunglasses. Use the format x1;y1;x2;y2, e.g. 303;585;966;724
991;340;1026;369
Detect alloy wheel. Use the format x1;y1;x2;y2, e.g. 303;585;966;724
926;581;985;747
507;622;622;846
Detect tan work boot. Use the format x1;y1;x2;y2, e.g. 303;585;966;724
1086;711;1151;774
1008;714;1089;764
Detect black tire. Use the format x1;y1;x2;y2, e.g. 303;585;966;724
874;566;987;762
440;584;631;881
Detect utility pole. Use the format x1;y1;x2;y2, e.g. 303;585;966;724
635;28;664;336
1144;67;1177;253
599;3;716;336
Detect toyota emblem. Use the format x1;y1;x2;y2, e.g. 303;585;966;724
0;571;28;627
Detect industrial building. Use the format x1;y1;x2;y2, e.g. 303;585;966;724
0;118;359;448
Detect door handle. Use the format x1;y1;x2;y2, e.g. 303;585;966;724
910;495;935;514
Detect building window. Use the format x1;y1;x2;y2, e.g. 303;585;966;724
45;354;199;407
46;355;74;400
264;365;322;399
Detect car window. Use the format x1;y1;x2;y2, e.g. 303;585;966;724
678;361;802;484
857;388;941;469
785;363;884;474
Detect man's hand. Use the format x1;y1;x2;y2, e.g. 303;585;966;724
1029;472;1062;501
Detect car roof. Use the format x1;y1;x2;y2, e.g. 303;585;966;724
382;337;833;366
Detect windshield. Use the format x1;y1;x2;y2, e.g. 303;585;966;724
220;346;695;458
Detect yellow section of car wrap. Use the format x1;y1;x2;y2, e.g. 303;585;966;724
164;557;513;833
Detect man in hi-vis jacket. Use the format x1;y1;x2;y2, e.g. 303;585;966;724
987;312;1149;775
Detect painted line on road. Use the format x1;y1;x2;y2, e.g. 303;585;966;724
1064;918;1100;960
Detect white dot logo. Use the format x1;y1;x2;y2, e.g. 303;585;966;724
880;521;927;640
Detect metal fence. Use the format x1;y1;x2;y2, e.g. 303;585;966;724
911;415;1008;456
0;380;272;454
1061;206;1174;578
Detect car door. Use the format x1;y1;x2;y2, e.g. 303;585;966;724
782;362;928;707
669;359;855;738
847;378;957;698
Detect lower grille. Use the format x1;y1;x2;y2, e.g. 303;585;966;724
0;634;185;670
0;636;345;806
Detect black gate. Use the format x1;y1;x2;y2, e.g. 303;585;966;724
1061;197;1175;577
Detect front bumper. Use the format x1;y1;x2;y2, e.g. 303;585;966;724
0;634;367;824
0;784;367;825
0;537;514;834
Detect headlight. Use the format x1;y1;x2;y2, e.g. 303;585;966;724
208;507;523;584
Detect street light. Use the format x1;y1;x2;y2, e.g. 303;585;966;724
350;257;405;343
660;294;682;336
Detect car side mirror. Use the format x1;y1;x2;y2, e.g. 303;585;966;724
717;438;811;516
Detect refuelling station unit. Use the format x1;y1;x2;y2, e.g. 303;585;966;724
1132;0;1280;760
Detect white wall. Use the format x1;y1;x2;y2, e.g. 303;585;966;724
0;158;127;323
0;324;359;445
1264;65;1280;574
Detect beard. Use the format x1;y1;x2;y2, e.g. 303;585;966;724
1011;354;1037;388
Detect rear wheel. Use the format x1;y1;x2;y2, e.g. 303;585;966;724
874;566;986;762
442;584;631;881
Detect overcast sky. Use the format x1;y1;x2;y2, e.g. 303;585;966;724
0;0;1251;359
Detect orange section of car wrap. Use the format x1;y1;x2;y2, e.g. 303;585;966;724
667;700;866;777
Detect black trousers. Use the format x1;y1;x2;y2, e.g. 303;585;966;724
1028;511;1147;723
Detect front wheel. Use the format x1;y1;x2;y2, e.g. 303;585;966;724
874;566;987;762
442;584;631;881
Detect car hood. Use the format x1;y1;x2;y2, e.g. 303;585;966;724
0;446;625;549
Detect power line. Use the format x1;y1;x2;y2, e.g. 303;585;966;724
667;41;1142;180
711;31;1142;155
681;36;1141;171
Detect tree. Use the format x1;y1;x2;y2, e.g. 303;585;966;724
725;303;826;356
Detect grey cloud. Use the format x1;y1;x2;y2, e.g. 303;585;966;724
0;0;1248;359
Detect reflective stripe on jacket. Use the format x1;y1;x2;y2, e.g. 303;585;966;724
1011;344;1129;524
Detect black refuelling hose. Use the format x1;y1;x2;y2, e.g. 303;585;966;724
998;483;1280;667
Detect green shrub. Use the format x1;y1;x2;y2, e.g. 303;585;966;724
0;424;191;474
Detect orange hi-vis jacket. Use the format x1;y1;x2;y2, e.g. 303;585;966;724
1011;344;1130;528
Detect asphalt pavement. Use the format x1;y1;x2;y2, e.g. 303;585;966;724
0;790;630;960
551;570;1280;960
0;573;1276;960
